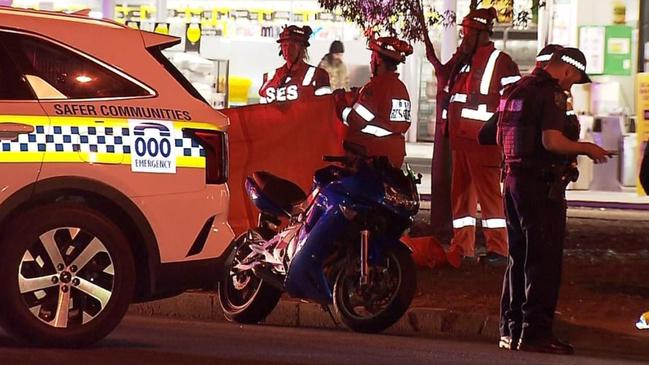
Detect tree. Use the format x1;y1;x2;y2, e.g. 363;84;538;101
318;0;429;41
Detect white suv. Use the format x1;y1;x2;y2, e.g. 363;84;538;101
0;7;233;346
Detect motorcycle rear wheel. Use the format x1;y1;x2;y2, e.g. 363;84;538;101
218;231;281;324
333;247;416;333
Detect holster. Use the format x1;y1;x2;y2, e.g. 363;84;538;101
546;164;579;201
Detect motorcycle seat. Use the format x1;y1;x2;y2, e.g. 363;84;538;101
252;171;307;216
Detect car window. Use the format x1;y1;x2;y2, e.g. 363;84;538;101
0;31;152;100
148;47;209;106
0;41;35;100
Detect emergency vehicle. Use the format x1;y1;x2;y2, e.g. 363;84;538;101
0;7;233;346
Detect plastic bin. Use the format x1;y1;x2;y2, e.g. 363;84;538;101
620;133;638;187
589;116;622;191
228;76;252;105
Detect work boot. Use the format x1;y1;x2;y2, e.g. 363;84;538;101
483;252;508;267
498;335;519;351
518;336;574;355
446;246;477;268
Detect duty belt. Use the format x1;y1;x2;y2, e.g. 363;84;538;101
504;163;554;182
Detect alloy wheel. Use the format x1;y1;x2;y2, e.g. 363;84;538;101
17;227;115;328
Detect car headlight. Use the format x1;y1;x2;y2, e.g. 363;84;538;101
383;183;419;212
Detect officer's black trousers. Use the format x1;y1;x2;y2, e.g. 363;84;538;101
499;173;566;341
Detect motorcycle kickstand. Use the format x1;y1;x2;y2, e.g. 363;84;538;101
321;304;340;328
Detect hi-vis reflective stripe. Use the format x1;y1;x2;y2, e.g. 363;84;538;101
302;66;316;86
0;115;218;168
360;125;392;137
501;76;521;87
450;93;467;103
461;104;494;121
480;50;501;95
453;216;477;229
353;103;375;122
566;110;576;116
482;218;507;229
561;55;586;71
341;107;352;126
314;86;332;96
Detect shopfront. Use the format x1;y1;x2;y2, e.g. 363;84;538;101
6;0;649;203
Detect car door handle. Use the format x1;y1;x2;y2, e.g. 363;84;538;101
0;122;34;141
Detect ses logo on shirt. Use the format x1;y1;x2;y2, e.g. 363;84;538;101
390;99;411;122
264;85;299;103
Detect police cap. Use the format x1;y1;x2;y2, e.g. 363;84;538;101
555;47;592;84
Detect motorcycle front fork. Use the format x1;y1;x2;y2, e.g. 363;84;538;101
360;230;369;287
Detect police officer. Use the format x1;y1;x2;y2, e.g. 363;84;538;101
497;47;610;354
535;44;582;146
259;25;331;104
335;36;413;168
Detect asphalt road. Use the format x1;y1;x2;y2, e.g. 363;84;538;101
0;316;643;365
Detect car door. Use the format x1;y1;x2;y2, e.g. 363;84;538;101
0;31;50;204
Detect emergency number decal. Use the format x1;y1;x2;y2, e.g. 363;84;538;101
390;99;411;122
129;120;176;174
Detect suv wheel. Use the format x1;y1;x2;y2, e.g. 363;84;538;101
0;203;135;347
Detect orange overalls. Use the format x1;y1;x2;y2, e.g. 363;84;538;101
446;42;520;257
340;72;411;168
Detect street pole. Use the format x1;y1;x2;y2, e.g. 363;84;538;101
102;0;115;20
156;0;168;22
640;0;649;72
441;0;458;62
537;0;549;52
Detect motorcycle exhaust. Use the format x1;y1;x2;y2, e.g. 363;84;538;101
252;262;285;290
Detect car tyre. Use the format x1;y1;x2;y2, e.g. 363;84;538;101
0;203;135;347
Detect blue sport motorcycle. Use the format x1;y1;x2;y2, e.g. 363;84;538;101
218;154;420;333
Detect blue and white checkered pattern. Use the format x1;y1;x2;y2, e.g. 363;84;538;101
176;130;206;158
0;124;205;158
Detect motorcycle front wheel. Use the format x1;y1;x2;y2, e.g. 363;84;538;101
333;247;416;333
218;231;281;324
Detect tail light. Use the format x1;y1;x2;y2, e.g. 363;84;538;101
184;128;228;184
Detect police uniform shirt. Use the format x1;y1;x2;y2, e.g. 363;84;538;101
499;68;568;166
259;62;331;103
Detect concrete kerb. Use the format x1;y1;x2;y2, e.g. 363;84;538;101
420;201;649;221
128;292;498;341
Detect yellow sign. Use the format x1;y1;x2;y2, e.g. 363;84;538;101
492;0;513;24
636;73;649;195
186;23;201;44
154;23;169;35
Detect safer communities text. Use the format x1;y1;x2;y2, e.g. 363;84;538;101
54;104;192;121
